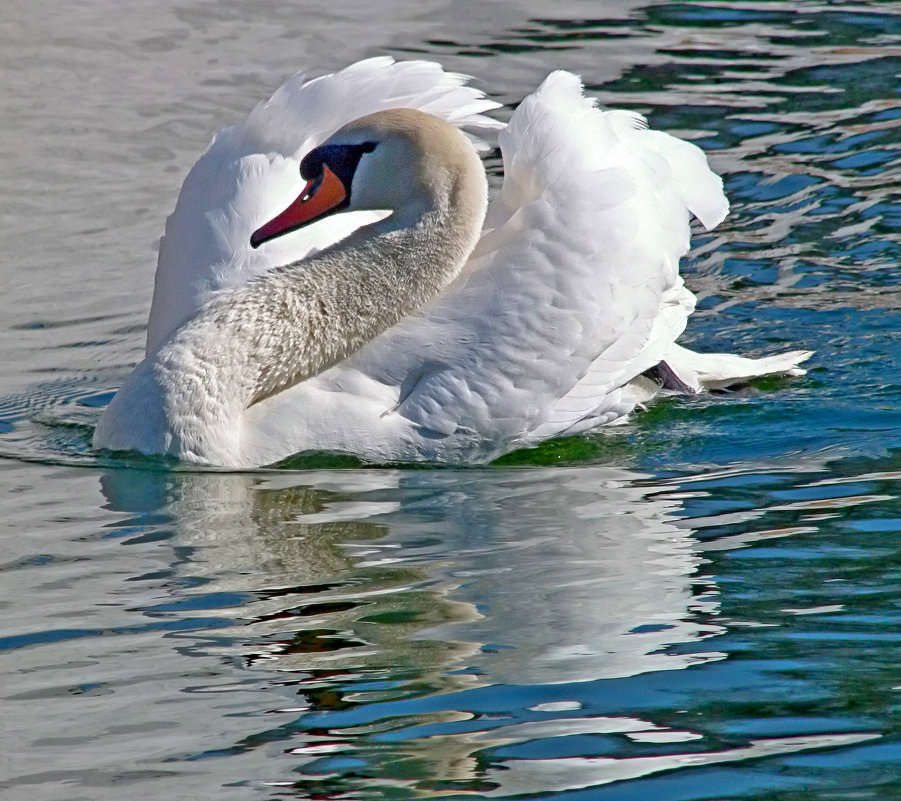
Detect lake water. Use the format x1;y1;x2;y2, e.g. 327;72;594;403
1;2;900;799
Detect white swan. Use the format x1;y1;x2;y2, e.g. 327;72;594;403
94;57;810;468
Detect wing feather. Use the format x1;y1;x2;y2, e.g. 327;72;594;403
354;70;728;450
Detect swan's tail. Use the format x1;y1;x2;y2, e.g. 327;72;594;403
660;343;813;392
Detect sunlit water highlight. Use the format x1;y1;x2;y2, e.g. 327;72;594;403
1;2;899;799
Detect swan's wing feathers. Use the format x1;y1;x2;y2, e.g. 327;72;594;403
242;57;501;156
384;71;729;447
148;58;501;354
638;129;729;231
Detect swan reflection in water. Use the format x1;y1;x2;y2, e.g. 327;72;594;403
101;465;722;680
98;465;869;795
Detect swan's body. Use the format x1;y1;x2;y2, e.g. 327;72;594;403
94;58;810;467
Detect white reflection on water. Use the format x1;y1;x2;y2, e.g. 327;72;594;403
94;464;880;795
477;733;879;797
94;464;730;791
2;453;886;798
100;465;725;686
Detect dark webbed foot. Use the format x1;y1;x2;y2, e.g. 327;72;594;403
644;360;697;394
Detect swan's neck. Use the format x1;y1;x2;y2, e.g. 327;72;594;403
150;166;486;459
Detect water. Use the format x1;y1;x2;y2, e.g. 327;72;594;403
1;1;900;799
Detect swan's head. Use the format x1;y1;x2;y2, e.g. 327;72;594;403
250;109;484;249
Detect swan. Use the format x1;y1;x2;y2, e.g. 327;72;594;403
94;57;810;468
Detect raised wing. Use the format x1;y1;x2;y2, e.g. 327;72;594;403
146;57;501;354
356;71;728;451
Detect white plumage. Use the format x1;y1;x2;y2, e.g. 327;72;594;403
94;58;810;467
146;57;503;354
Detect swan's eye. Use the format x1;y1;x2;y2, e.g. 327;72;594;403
300;172;324;201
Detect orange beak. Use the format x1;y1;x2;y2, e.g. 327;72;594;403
250;165;348;249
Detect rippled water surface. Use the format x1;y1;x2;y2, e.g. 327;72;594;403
2;2;900;799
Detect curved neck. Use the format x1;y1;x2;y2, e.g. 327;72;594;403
246;187;484;404
152;161;486;454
